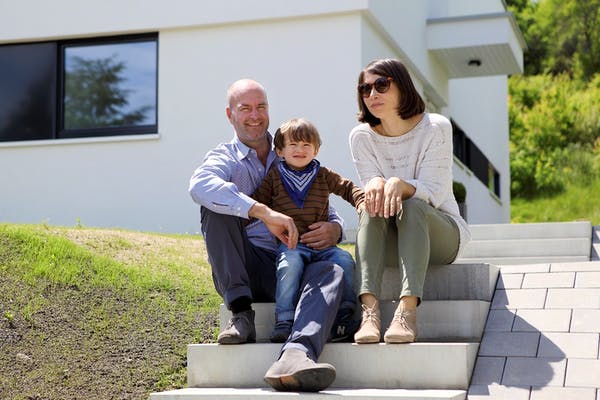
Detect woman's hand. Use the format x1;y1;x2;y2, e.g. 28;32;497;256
364;177;386;217
383;177;404;218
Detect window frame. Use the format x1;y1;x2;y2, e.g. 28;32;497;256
0;32;158;143
57;32;159;139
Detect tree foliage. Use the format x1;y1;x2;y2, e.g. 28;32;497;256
509;74;600;197
506;0;600;198
506;0;600;81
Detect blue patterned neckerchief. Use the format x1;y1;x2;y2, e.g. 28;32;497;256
278;158;320;208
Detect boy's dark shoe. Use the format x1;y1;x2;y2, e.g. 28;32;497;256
270;319;293;343
329;308;360;342
264;348;336;392
217;309;256;344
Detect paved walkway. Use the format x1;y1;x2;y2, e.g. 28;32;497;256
468;258;600;399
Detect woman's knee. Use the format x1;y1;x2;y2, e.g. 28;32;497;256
402;198;429;213
398;198;430;223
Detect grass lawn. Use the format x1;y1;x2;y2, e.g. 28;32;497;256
511;178;600;225
0;224;220;400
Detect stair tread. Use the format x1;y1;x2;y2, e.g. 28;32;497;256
460;237;590;258
456;255;590;265
468;221;592;240
150;387;466;399
187;342;478;390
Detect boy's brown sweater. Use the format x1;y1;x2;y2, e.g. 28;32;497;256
253;165;364;235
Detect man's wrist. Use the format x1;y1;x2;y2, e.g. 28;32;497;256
248;202;267;220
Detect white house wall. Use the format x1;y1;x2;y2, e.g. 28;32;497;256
428;0;507;18
0;8;368;234
0;0;517;234
450;75;511;223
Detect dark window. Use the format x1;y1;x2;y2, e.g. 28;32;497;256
0;42;57;141
467;139;489;186
451;118;501;197
0;33;157;143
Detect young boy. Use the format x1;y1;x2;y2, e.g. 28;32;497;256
252;118;364;343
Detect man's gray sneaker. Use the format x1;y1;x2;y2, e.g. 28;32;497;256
217;309;256;344
264;348;336;392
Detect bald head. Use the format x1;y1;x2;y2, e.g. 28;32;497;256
225;78;270;151
227;79;268;108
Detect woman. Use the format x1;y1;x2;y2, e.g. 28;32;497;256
349;58;471;344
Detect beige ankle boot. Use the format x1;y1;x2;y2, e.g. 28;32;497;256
384;307;417;343
354;302;381;344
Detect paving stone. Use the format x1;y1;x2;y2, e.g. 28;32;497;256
522;272;575;288
539;333;599;358
467;384;530;400
479;332;540;357
513;309;571;332
571;309;600;332
499;264;550;274
575;271;600;288
485;309;516;332
496;273;523;289
545;288;600;309
565;358;600;388
502;357;566;387
529;386;597;400
471;356;505;385
551;261;600;272
491;289;547;309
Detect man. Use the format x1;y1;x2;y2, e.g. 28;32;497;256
188;79;346;392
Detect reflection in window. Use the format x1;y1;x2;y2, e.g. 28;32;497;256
63;39;157;132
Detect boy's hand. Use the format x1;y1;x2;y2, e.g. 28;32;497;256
300;221;341;250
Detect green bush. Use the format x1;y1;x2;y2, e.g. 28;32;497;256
509;73;600;198
452;181;466;203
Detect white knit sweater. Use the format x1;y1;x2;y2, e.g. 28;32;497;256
349;112;471;256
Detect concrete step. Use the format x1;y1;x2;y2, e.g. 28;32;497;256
220;300;490;342
468;221;592;240
456;221;593;265
458;237;591;259
456;255;590;265
149;387;467;399
186;342;478;390
381;263;499;301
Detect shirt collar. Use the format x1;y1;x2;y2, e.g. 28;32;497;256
231;132;275;161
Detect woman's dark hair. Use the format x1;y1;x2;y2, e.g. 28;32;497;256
357;58;425;126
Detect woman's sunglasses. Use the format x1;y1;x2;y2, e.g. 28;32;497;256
358;77;392;98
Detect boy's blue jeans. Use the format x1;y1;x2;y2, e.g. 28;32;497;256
275;243;356;322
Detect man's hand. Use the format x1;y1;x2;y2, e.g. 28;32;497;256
249;203;298;249
300;221;342;250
